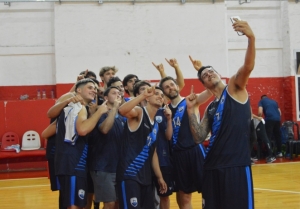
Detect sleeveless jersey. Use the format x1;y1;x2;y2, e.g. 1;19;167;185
169;98;198;151
116;107;158;185
155;108;172;167
205;88;251;170
89;113;125;173
46;118;57;160
55;109;88;177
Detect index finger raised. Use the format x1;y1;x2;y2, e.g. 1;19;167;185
189;55;194;63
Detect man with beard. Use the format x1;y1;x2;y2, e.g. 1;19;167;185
186;19;255;209
159;72;211;208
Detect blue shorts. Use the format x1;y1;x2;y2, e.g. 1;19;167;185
202;166;254;209
117;180;154;209
172;144;205;193
47;158;60;191
58;175;87;208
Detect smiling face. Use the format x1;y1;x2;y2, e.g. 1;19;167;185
147;88;164;108
199;67;221;89
76;81;97;103
160;79;179;100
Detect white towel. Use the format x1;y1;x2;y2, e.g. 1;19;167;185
4;144;20;153
64;102;82;145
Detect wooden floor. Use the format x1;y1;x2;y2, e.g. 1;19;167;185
0;161;300;208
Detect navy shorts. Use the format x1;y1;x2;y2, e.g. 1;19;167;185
47;158;60;191
153;166;175;197
202;166;254;209
58;175;87;208
172;144;205;193
117;180;154;209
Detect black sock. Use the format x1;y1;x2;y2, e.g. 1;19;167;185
94;201;100;209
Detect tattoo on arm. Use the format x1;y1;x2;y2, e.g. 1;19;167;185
189;111;210;144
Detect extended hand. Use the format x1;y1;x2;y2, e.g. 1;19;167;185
189;55;202;71
232;19;255;39
152;62;165;73
68;94;85;105
165;58;179;68
163;104;172;120
186;85;197;109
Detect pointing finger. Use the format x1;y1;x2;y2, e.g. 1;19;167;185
152;62;157;68
191;85;194;94
101;100;108;106
165;58;171;65
84;69;88;77
189;55;194;63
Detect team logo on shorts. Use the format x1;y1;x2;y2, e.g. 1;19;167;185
130;197;138;207
78;189;85;200
155;116;162;123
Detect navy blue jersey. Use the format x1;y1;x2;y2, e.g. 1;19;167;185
89;112;125;173
258;97;280;121
169;98;198;151
116;107;158;185
55;109;88;177
46;118;57;160
205;88;251;170
155;108;172;167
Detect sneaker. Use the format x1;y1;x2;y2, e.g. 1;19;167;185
251;157;258;161
266;156;276;163
251;159;256;165
276;152;283;158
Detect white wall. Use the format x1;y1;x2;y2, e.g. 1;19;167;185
0;2;55;86
54;2;227;83
0;1;298;86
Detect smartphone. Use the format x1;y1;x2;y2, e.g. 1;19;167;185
230;16;244;36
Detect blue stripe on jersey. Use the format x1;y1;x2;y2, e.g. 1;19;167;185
124;123;158;177
207;88;227;154
75;144;88;171
121;181;128;209
171;99;186;147
70;176;76;205
245;166;254;209
199;144;206;158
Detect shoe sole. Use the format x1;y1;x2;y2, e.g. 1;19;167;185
266;158;276;163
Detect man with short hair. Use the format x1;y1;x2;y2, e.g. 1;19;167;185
99;66;118;88
258;94;282;157
55;78;108;209
159;76;211;209
107;76;126;102
186;19;256;209
123;74;138;97
89;86;124;209
117;85;167;209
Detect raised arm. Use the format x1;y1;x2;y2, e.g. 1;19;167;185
99;98;121;134
228;19;255;92
163;105;173;140
165;58;185;91
47;92;83;118
119;86;155;119
41;120;57;139
76;101;108;136
152;62;167;79
186;86;211;143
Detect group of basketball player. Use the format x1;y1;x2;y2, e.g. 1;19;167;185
42;19;256;209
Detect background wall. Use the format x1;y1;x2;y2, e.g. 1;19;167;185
0;1;299;140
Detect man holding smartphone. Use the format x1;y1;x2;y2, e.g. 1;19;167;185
186;18;256;209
